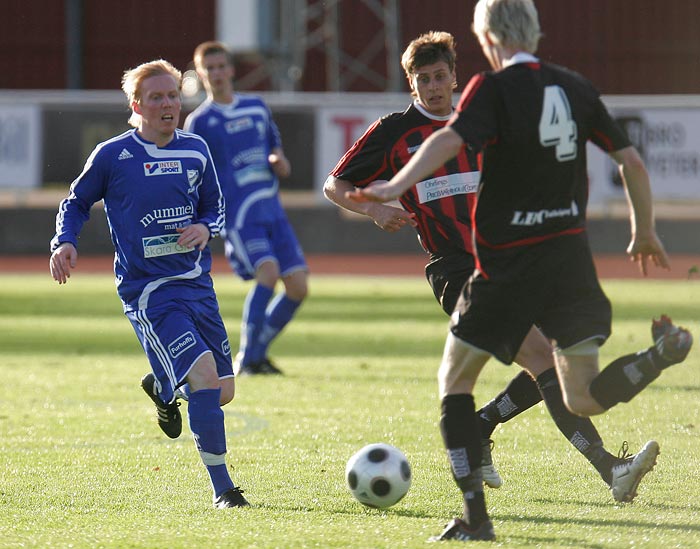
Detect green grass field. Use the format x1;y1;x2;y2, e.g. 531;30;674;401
1;273;699;548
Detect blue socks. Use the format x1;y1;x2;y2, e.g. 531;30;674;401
240;285;302;365
258;294;302;359
188;388;234;497
240;285;274;365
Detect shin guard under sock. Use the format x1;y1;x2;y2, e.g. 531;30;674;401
536;369;613;481
188;388;234;497
258;294;302;359
440;394;489;525
590;351;660;411
477;370;542;438
240;284;274;365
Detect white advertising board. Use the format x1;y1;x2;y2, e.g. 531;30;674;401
316;100;408;198
588;107;700;208
0;104;41;188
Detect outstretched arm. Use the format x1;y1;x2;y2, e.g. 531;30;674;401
609;146;670;276
345;127;463;203
324;176;416;232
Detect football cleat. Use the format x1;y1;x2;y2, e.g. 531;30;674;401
238;357;284;375
214;487;250;508
480;439;503;489
428;518;496;542
651;315;693;366
610;440;660;503
140;372;182;439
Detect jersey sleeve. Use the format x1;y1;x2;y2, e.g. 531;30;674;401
448;73;500;153
329;118;391;187
588;96;631;153
50;147;109;252
262;101;283;151
195;142;225;238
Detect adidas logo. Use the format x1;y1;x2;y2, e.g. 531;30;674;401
118;148;133;160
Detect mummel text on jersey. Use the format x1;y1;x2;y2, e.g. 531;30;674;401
51;129;225;312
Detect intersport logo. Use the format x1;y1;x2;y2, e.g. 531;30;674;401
144;161;183;176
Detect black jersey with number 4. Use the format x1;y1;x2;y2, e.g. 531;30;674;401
448;60;630;253
331;101;480;256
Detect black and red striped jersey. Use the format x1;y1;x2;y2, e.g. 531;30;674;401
330;101;480;256
448;57;630;253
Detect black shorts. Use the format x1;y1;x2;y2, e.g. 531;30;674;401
425;253;476;316
451;233;612;364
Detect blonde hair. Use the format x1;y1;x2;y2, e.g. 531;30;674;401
121;59;182;128
401;31;457;97
472;0;542;54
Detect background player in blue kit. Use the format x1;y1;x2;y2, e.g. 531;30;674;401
325;29;657;503
49;59;249;509
349;0;693;541
185;41;308;376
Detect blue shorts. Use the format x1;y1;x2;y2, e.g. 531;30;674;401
126;295;233;404
224;216;307;280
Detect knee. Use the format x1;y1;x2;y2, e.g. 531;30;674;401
219;378;235;405
562;391;604;417
285;273;309;302
187;354;220;391
514;331;554;376
256;261;281;287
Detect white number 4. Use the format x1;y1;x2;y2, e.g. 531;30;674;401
539;85;577;161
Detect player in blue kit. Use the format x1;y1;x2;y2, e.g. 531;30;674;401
349;0;693;541
49;59;248;509
184;41;308;376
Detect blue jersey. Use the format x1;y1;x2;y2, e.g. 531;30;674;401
51;129;225;313
183;94;285;228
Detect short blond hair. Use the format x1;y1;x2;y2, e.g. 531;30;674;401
472;0;542;54
121;59;182;128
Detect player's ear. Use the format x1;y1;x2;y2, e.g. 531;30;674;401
407;74;416;94
132;100;142;115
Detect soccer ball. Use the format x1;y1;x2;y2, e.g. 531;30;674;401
345;443;412;508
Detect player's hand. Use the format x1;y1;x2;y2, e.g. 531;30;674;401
177;223;210;251
626;232;671;276
346;179;404;203
49;243;78;284
368;203;417;232
269;153;291;178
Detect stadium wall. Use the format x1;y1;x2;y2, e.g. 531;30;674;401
3;205;700;257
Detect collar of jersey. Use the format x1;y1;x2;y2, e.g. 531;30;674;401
503;52;539;68
413;99;453;122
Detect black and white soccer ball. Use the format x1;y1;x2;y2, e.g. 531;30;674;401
345;443;412;508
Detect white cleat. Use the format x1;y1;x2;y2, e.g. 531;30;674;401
480;438;503;489
610;440;660;503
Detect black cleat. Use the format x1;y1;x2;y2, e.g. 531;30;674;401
428;518;496;542
214;487;250;508
140;372;182;439
651;315;693;366
239;357;284;375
